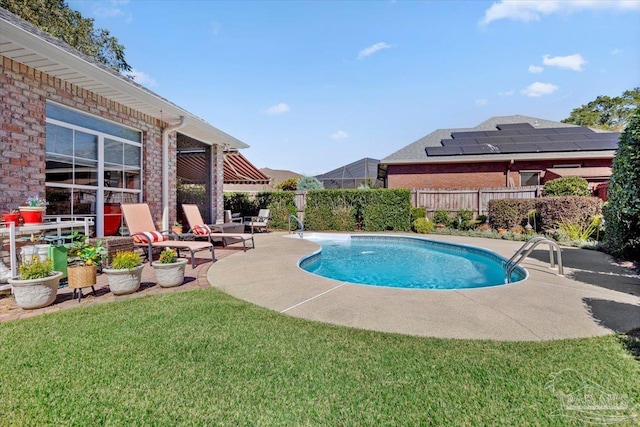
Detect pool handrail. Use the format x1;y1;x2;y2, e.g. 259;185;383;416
288;215;304;238
505;237;563;282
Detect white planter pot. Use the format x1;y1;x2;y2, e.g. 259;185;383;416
103;264;144;295
8;271;63;309
151;258;188;288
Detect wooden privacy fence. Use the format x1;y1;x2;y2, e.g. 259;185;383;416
411;186;541;218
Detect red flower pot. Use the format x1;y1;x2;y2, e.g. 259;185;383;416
19;207;46;225
2;213;20;226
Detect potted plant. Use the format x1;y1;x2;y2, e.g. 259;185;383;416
67;234;108;298
151;248;187;288
19;196;48;225
8;256;63;309
102;250;143;295
2;209;21;226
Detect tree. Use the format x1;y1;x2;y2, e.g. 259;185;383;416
1;0;131;73
275;177;297;191
604;108;640;260
562;88;640;131
296;176;324;191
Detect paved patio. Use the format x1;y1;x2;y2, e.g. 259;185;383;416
208;232;640;341
2;232;639;342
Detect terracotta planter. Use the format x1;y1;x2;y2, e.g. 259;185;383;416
19;206;46;225
2;213;20;226
171;226;183;235
8;271;63;309
151;258;187;288
498;228;508;234
103;264;144;295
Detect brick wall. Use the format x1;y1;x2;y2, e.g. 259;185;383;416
0;55;191;227
387;158;612;189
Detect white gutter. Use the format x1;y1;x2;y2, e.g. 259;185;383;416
162;116;186;231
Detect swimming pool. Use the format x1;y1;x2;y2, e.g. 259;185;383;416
297;234;527;289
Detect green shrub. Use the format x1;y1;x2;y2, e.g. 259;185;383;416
411;207;426;222
433;210;452;227
360;189;411;231
224;193;257;217
604;108;640;260
453;209;475;230
275;177;298;191
413;218;435;234
543;177;590;196
304;190;360;231
557;215;603;243
297;176;324;191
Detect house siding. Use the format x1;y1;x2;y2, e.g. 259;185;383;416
1;55;187;226
386;158;612;189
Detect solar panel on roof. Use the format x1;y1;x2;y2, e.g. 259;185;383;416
460;145;500;155
426;146;464;156
535;141;580;152
495;123;534;130
473;136;513;145
584;132;621;140
554;127;594;134
573;140;618;150
491;143;534;154
441;138;478;146
450;131;490;139
509;135;551;143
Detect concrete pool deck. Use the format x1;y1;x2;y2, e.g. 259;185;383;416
208;232;640;341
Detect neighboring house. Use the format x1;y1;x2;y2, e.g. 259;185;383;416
260;168;302;190
0;8;248;236
316;158;380;189
379;115;619;193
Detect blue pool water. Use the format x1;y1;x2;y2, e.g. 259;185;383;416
299;235;526;289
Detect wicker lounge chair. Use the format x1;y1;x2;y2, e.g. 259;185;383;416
121;203;214;268
182;204;255;251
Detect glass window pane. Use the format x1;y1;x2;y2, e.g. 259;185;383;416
47;102;141;143
46;187;71;216
46;123;73;156
104;168;123;188
124;170;141;189
73;190;96;215
520;172;540;186
46;156;73;184
75;158;98;186
124;143;141;167
74;130;97;160
104;138;123;165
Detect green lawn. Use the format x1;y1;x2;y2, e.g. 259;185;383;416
0;289;638;426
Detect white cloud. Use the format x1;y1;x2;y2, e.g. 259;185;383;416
358;42;392;60
330;130;349;140
611;48;623;55
528;64;544;73
480;0;640;26
499;90;515;96
129;70;157;87
543;54;587;71
521;82;558;97
265;103;290;115
475;99;488;106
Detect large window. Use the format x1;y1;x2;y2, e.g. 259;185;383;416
45;102;142;237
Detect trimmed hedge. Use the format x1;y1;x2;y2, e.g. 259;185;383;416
304;189;411;232
488;196;603;233
256;191;297;230
543;177;590;196
537;196;603;233
488;199;537;230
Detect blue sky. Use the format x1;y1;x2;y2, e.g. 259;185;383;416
68;0;640;176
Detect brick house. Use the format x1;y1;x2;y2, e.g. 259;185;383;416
379;115;619;193
0;8;247;237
